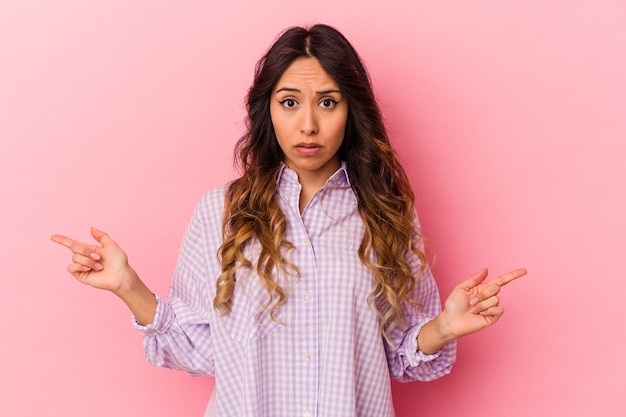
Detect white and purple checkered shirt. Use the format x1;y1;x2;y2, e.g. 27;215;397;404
136;163;456;417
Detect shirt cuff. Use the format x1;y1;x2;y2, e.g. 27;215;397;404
404;318;443;367
131;293;170;334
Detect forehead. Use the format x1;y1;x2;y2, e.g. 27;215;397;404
274;57;339;91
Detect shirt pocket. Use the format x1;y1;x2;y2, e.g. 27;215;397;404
219;267;284;344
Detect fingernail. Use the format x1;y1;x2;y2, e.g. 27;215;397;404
82;265;91;271
470;297;479;306
90;252;100;261
94;262;103;270
470;307;478;314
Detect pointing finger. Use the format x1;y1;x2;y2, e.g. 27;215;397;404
50;234;100;260
50;234;76;249
491;268;528;287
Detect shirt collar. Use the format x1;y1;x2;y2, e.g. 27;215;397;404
276;161;351;189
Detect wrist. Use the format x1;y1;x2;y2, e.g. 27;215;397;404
113;267;157;326
432;311;458;343
416;313;457;355
111;266;140;299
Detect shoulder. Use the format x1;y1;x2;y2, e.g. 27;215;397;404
190;184;230;227
199;184;230;207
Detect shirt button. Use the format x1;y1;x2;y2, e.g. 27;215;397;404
304;412;311;417
303;237;309;244
303;294;310;302
304;353;311;361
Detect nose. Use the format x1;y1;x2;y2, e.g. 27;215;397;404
300;105;318;136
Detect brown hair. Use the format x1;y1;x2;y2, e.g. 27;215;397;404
214;24;427;342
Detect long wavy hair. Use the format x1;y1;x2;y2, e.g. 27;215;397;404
214;24;428;342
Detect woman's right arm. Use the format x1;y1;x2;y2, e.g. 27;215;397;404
51;225;216;376
51;189;224;377
51;227;158;325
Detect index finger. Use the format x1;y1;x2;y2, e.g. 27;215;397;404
50;234;97;257
491;268;528;287
50;234;77;249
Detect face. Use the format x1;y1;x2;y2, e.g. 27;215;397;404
270;57;348;183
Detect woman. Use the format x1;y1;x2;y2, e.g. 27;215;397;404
52;24;526;417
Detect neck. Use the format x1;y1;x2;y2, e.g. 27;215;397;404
289;161;341;213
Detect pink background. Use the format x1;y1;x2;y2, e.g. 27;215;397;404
1;1;625;416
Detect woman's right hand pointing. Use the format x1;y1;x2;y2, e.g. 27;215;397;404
51;227;131;294
51;227;157;325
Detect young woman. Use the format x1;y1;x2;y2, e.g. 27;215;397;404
52;24;526;417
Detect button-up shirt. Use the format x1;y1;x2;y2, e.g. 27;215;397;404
136;163;456;417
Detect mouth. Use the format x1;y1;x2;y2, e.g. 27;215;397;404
295;142;321;155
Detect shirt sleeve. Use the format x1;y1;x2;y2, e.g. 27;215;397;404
384;213;457;382
132;188;226;377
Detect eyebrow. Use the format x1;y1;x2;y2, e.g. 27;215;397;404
275;87;342;95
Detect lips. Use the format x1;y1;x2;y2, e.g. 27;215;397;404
295;142;321;156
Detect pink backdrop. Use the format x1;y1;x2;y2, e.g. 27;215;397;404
2;1;625;416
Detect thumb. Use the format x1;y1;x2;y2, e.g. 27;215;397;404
457;267;489;290
90;226;116;246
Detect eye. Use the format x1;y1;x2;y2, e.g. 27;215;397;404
279;98;298;109
319;98;337;109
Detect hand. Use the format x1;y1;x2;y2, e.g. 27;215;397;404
51;227;132;295
51;227;158;325
440;268;527;339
